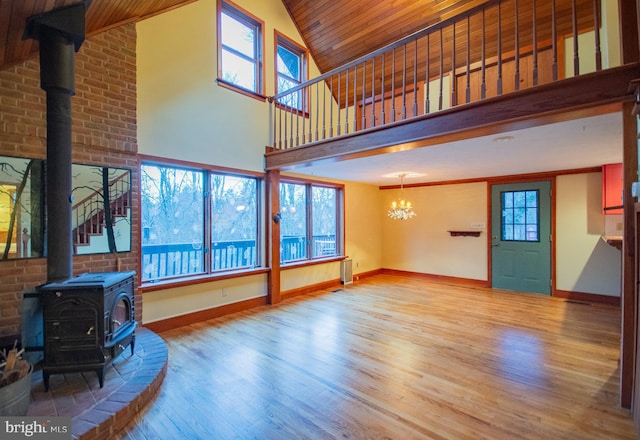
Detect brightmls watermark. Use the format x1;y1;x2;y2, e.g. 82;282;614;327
1;417;71;439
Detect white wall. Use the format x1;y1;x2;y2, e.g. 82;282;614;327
142;274;268;323
556;172;621;296
381;182;488;281
137;1;621;324
137;0;383;324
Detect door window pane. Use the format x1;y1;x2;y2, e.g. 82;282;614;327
501;190;539;242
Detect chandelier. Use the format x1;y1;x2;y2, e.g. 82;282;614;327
388;173;416;220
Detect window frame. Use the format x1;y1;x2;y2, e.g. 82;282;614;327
139;155;265;288
274;30;309;113
217;0;266;100
279;176;344;266
500;189;540;242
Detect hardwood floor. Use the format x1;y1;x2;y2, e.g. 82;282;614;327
117;274;636;439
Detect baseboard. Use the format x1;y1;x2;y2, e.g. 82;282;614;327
281;278;342;301
144;296;269;333
379;268;489;287
554;289;620;306
353;268;382;281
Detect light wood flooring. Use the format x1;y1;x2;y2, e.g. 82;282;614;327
117;274;637;439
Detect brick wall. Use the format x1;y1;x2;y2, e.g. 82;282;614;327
0;23;139;340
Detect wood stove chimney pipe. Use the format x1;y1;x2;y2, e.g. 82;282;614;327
24;1;91;282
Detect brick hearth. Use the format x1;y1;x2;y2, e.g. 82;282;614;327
27;327;167;440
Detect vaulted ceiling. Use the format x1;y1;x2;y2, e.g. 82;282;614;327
0;0;509;75
0;0;622;184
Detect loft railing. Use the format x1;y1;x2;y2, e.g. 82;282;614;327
269;0;613;151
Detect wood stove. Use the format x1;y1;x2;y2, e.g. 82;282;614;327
36;271;136;391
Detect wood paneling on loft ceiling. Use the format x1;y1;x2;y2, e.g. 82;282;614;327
1;0;594;74
281;0;595;74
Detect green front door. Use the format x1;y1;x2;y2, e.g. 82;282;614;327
491;181;551;295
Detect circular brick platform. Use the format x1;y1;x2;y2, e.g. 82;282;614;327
27;327;168;440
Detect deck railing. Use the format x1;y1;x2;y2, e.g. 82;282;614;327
269;0;613;151
142;235;336;281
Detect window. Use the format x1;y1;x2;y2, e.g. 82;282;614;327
218;0;264;95
275;32;308;110
141;161;261;283
501;190;539;242
211;174;258;271
280;180;342;263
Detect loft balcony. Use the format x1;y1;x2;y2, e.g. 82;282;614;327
265;0;640;171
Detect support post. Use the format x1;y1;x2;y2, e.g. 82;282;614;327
621;99;638;409
267;169;281;304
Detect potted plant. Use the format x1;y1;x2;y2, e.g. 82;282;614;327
0;342;33;416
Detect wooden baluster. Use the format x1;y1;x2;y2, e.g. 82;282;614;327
361;61;366;129
297;93;301;146
572;0;579;76
497;1;503;95
381;53;385;124
465;16;471;103
402;43;407;120
425;34;430;114
552;0;557;80
322;81;327;139
337;71;342;135
451;22;457;106
283;101;288;149
514;0;520;91
532;0;538;86
413;40;418;116
391;48;396;122
439;28;444;111
302;87;306;144
344;67;349;134
290;99;294;147
330;74;334;138
371;57;376;127
481;8;486;99
271;100;275;148
593;0;601;71
315;82;319;141
353;65;357;131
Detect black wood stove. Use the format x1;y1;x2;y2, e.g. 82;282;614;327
36;271;136;391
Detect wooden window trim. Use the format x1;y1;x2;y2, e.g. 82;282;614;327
139;155;265;286
274;30;309;114
217;0;266;97
279;176;344;261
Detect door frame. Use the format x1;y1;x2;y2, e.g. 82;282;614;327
487;176;555;295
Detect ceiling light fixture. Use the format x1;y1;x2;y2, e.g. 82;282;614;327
388;173;416;220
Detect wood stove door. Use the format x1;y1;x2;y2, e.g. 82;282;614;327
43;295;105;367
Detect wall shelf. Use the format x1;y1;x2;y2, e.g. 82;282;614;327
448;230;482;237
